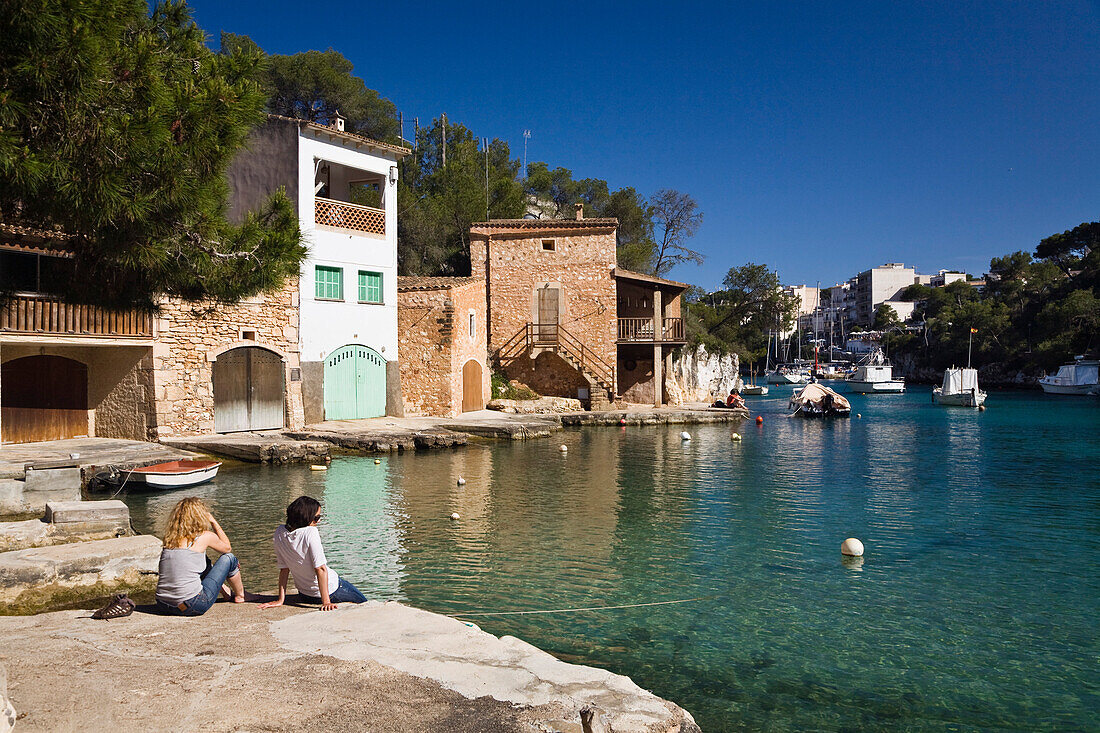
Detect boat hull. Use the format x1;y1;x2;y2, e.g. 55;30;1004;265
766;373;806;385
932;388;986;407
129;460;222;490
741;385;769;395
847;380;905;394
1039;381;1098;396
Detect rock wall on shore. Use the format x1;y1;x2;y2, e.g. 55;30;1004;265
892;353;1045;388
668;346;741;404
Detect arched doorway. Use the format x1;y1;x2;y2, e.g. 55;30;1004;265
323;344;386;420
461;359;484;412
1;355;88;443
212;347;285;433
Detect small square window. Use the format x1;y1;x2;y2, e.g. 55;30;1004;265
358;271;383;304
541;239;555;251
315;266;343;300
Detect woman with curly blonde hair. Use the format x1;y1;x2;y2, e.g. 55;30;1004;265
155;497;246;615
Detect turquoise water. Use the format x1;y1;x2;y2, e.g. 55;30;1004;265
124;386;1100;731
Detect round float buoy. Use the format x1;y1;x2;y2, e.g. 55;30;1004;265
374;458;382;465
559;444;568;452
680;431;691;441
457;477;466;486
841;537;865;557
856;413;862;419
620;418;627;425
450;512;460;521
730;432;742;441
978;405;986;412
310;465;327;471
755;415;764;425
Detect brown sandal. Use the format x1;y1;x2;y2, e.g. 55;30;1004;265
92;593;136;620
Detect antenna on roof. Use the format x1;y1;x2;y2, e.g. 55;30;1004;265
522;129;531;177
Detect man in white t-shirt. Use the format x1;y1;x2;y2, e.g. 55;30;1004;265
259;496;367;611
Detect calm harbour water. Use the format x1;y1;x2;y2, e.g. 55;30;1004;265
124;386;1099;731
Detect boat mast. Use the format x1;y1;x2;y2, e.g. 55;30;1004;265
968;327;974;369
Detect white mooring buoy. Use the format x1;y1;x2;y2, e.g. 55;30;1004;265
681;431;692;441
374;459;382;465
559;444;569;452
457;477;466;486
730;432;742;441
450;512;460;521
841;537;865;557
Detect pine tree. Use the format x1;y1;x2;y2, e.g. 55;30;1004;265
0;0;306;309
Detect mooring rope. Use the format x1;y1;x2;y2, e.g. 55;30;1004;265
450;596;710;617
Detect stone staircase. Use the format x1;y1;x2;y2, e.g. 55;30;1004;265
495;323;615;409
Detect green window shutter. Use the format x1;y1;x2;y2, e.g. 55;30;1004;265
315;266;343;300
358;271;382;303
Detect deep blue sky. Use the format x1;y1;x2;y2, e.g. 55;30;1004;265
187;0;1100;290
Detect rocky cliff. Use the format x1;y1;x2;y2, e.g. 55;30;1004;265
668;346;741;404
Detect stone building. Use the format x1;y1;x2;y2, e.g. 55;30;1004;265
469;206;687;408
397;277;489;418
0;223;305;443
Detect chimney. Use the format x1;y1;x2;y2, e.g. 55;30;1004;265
574;202;584;221
334;111;345;132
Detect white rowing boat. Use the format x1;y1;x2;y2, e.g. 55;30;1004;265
128;460;222;490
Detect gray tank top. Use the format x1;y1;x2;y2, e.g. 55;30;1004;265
155;546;207;604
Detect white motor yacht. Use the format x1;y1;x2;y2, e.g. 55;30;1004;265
847;349;904;393
1039;356;1099;395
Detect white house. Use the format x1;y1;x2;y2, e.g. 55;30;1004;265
228;114;410;423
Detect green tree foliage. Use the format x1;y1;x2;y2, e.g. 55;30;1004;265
221;33;400;144
684;264;798;362
0;0;306;309
398;117;525;275
872;303;901;330
524;163;658;272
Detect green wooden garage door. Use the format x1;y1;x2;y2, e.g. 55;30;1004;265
323;344;386;420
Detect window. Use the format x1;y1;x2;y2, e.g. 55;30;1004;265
469;312;476;340
358;270;383;304
541;239;556;251
315;266;343;300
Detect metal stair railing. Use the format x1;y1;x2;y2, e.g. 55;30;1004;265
493;322;615;394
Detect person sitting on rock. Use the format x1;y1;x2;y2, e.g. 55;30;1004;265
260;496;367;611
726;389;746;409
155;497;246;616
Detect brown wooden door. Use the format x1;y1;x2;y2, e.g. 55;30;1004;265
461;360;484;412
536;287;559;341
1;355;88;443
213;347;285;433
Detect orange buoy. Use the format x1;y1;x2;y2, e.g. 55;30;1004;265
755;415;764;425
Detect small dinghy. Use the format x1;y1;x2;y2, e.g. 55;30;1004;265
128;460;221;490
789;383;851;418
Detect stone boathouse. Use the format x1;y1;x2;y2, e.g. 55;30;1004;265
469;205;687;408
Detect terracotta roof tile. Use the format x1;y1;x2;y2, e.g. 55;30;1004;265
397;276;480;292
266;114;411;158
0;221;75;256
470;218;618;231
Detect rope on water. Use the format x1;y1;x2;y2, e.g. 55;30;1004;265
450;596;710;617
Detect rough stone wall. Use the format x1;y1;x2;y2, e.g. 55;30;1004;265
398;288;455;417
504;351;589;399
447;280;490;412
669;345;741;404
471;226;617;398
149;279;304;438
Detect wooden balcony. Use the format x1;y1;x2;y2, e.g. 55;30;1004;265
314;197;385;236
617;317;685;343
1;294;153;338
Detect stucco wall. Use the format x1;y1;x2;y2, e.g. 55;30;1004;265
226;118;300;223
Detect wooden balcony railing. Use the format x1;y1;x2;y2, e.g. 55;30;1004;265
617;317;684;342
0;294;153;338
314;196;385;236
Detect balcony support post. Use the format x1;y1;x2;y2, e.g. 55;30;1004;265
653;289;663;407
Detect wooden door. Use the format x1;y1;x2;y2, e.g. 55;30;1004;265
213;347;285;433
1;355;88;443
536;287;559;341
323;344;386;420
461;360;484;412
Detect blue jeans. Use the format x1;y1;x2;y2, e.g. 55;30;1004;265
304;576;367;604
158;553;240;616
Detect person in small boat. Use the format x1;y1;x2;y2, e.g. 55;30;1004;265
260;496;367;611
156;497;246;616
726;389;746;409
